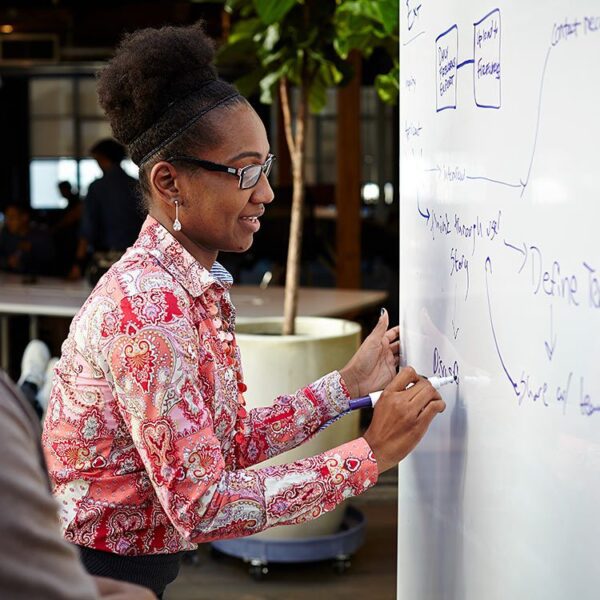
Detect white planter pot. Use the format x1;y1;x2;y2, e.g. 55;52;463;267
235;316;362;539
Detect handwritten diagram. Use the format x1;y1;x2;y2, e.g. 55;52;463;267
401;4;600;418
398;4;600;599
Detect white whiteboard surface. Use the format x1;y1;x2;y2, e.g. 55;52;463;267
398;2;600;599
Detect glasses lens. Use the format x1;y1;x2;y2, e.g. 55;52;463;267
264;156;274;178
240;165;261;189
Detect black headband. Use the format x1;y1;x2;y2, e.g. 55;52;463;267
127;79;241;166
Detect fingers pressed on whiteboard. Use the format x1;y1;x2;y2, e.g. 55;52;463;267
385;325;400;342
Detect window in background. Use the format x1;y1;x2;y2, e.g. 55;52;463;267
29;76;138;210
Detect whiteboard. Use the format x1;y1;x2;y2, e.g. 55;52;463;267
398;2;600;599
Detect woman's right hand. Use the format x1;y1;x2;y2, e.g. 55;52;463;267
363;366;446;474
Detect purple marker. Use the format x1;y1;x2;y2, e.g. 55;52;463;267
348;375;457;411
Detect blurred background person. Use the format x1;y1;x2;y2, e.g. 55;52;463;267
51;181;82;277
69;139;143;281
0;204;55;276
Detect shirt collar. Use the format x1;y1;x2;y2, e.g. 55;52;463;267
133;215;234;297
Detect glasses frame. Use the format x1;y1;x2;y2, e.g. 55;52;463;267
165;153;275;190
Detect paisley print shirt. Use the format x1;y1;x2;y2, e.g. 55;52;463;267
42;216;378;555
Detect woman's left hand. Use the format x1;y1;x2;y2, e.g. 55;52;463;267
339;308;400;398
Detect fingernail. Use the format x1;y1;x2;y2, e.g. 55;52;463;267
380;307;386;316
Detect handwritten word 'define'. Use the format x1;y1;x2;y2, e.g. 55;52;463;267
529;246;579;307
507;242;600;310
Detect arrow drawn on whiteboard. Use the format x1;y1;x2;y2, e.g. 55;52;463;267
452;319;459;340
465;174;526;192
463;45;554;198
417;193;430;222
452;284;460;340
485;257;518;394
424;165;441;174
544;305;557;361
503;240;527;273
452;281;460;339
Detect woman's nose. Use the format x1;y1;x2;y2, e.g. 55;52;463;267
251;173;275;204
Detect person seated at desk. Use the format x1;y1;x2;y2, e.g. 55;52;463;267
0;369;155;599
0;204;55;276
69;139;144;281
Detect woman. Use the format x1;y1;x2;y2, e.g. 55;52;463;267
43;23;445;597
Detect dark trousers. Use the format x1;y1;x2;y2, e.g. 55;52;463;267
78;545;184;599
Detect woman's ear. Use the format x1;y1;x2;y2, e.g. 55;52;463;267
149;161;180;206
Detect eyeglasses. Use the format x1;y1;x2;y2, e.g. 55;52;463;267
166;153;275;190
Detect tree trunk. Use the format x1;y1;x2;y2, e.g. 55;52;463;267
280;78;307;335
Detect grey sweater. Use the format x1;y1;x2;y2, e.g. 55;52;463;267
0;371;99;599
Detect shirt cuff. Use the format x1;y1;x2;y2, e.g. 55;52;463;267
322;437;379;503
304;371;352;421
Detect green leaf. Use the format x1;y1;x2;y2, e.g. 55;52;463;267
375;68;399;105
234;68;265;97
258;70;283;104
376;0;400;33
308;79;327;113
228;17;263;43
216;38;258;67
254;0;298;25
263;23;280;51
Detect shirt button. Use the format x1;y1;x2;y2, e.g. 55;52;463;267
237;382;247;393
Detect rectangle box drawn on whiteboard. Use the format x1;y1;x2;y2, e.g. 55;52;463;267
436;24;458;112
473;8;502;109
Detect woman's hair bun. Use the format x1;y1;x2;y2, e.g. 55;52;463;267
97;21;218;146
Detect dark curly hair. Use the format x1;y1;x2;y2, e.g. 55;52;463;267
96;21;246;199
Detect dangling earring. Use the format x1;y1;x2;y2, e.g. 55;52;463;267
173;199;182;232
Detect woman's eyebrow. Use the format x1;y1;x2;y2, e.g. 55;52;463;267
229;150;270;162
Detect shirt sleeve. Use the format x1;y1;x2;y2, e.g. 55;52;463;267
103;290;378;543
234;369;353;468
0;377;99;600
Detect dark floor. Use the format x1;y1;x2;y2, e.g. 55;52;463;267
166;479;397;600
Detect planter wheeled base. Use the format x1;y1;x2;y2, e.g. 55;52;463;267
210;506;366;580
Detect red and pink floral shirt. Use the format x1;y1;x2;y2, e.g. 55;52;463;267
42;216;377;556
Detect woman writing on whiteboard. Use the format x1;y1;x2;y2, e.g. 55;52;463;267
42;23;445;597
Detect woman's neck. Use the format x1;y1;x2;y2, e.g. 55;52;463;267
148;208;217;271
